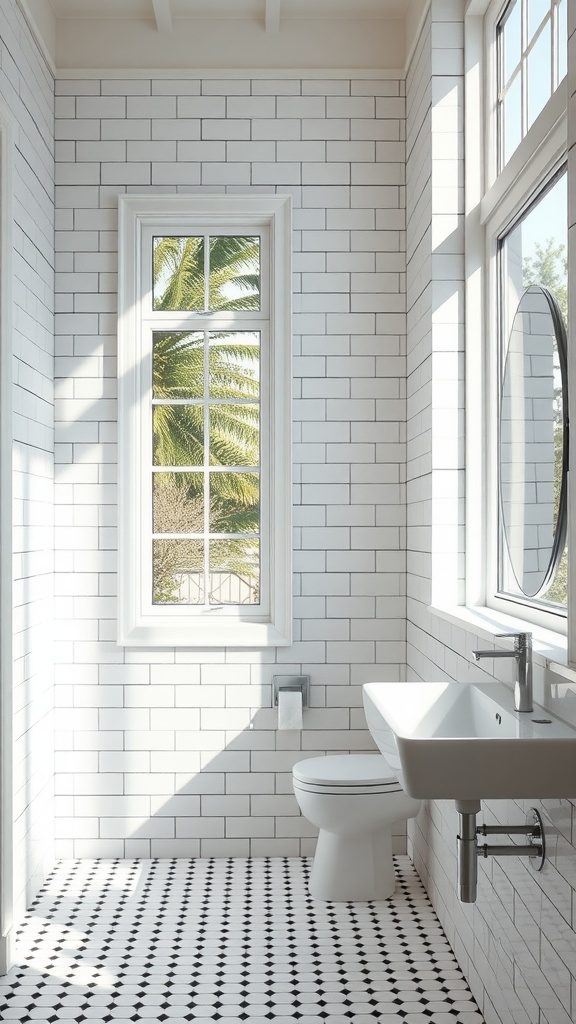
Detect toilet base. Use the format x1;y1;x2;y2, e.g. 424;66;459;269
309;825;395;901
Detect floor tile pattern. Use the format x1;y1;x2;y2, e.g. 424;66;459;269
0;856;484;1023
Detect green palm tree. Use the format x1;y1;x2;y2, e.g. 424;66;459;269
151;234;262;604
153;235;261;312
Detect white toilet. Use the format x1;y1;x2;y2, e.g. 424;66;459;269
293;753;421;902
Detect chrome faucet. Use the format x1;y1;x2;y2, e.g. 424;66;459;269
472;632;533;713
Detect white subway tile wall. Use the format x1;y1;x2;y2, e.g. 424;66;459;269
53;73;408;859
406;4;576;1024
1;0;56;918
4;1;576;1020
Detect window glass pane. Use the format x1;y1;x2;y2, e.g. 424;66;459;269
153;472;204;534
208;332;260;400
558;0;567;81
209;539;260;605
209;472;260;533
153;539;204;604
497;0;566;169
153;405;204;466
527;0;550;42
208;236;260;311
209;406;260;467
527;20;552;128
500;0;521;85
153;331;204;400
507;173;567;311
153;236;205;310
501;73;522;166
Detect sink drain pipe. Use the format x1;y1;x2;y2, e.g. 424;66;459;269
456;801;545;903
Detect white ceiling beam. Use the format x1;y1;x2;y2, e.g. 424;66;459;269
152;0;173;34
265;0;281;33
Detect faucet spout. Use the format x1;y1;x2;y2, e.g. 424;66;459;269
472;649;516;661
471;632;533;713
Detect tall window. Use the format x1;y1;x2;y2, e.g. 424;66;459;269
477;0;568;628
151;235;263;609
118;196;292;647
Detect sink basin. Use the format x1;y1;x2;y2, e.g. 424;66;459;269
363;681;576;800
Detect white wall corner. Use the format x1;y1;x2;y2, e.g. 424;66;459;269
15;0;57;74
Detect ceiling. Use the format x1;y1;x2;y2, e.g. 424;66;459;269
20;0;426;72
48;0;415;18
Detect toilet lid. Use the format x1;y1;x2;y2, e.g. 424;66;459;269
293;754;397;787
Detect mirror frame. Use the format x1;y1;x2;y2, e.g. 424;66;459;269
499;284;569;600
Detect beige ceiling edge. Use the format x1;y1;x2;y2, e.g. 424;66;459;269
55;17;406;73
14;3;416;79
56;67;406;80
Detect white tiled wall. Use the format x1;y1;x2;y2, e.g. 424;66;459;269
53;72;408;858
6;4;576;1020
0;0;55;916
406;4;576;1024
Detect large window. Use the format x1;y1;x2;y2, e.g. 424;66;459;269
118;196;292;647
475;0;568;630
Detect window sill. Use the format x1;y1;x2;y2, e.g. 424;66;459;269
427;603;574;682
118;616;292;648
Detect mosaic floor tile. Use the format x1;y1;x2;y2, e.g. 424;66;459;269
0;856;485;1023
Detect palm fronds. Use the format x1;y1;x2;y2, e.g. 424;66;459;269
151;234;263;604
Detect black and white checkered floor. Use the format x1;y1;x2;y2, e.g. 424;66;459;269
0;856;484;1023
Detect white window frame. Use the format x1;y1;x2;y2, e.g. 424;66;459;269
117;194;292;647
464;0;568;639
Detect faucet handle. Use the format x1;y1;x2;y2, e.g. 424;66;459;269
495;631;532;648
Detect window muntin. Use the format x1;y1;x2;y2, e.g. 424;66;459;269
118;195;291;647
497;170;568;609
497;0;566;168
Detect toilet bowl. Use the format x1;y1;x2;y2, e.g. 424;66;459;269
293;754;421;902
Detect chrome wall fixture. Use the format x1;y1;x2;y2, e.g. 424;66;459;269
272;675;309;708
472;631;533;713
457;805;545;903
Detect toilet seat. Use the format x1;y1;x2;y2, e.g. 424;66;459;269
293;754;403;795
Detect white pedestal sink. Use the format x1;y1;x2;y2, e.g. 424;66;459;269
363;681;576;800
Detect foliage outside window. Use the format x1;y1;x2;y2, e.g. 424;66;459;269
151;235;261;608
118;196;292;647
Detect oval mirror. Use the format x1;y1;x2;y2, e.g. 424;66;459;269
499;285;568;599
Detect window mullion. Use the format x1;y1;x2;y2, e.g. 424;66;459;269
520;0;527;139
203;329;210;608
552;0;558;90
